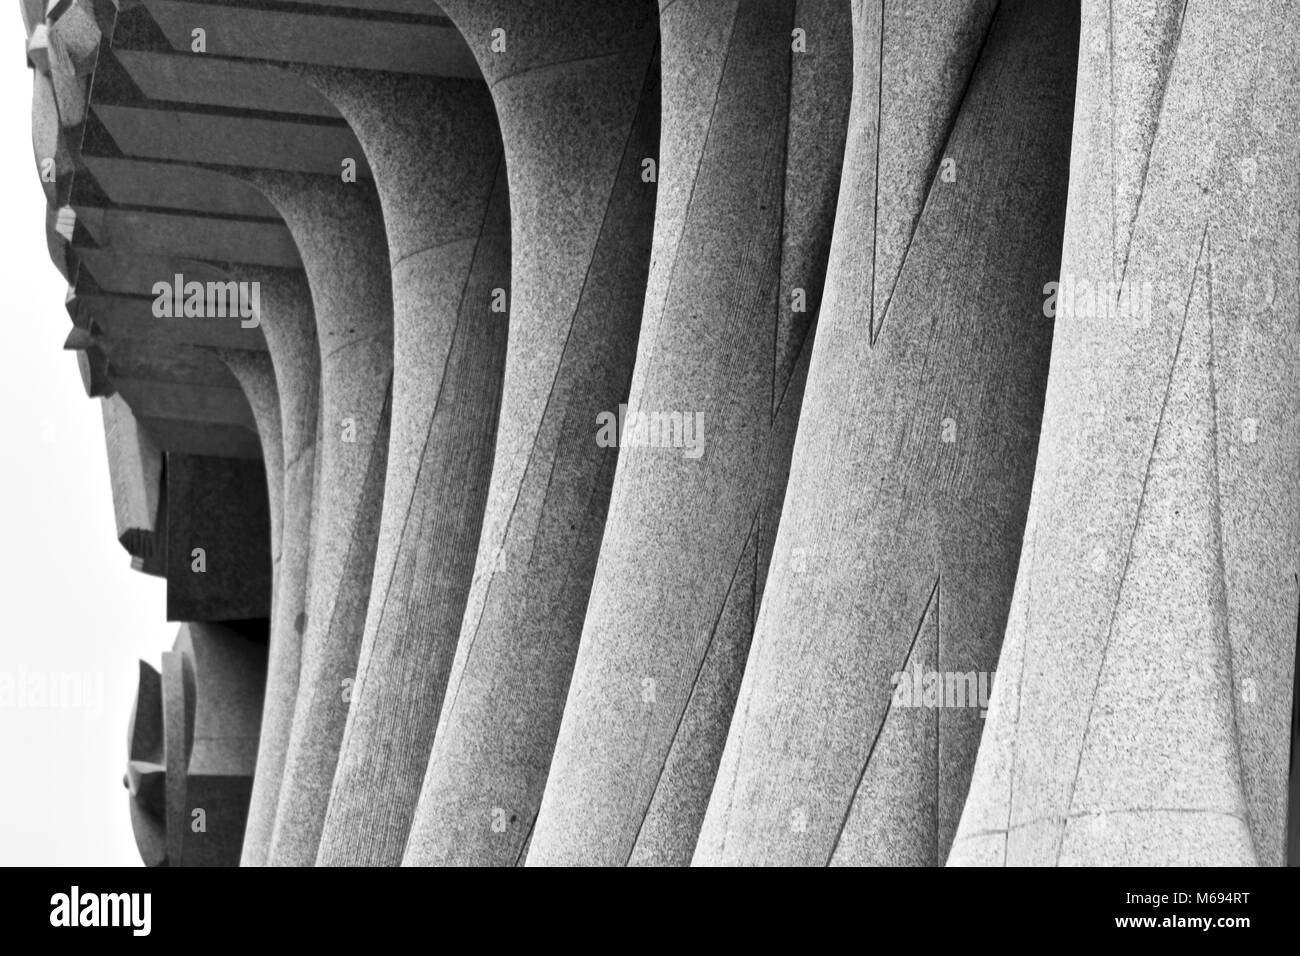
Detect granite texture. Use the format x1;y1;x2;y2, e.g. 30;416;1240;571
528;0;851;867
694;0;1076;866
950;0;1299;867
129;623;267;867
249;173;394;867
164;452;274;622
402;0;660;867
17;0;1300;870
100;393;163;572
235;267;319;867
218;351;284;583
300;69;511;867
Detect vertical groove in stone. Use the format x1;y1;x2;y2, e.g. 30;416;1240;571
300;69;511;867
236;267;319;868
401;0;659;867
249;173;394;867
694;0;1077;867
951;0;1299;868
526;0;852;867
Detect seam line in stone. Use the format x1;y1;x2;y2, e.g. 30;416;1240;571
827;573;941;864
622;510;761;865
1050;223;1208;866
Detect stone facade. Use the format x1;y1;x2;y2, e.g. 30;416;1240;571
21;0;1298;866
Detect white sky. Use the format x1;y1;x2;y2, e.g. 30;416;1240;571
1;9;177;865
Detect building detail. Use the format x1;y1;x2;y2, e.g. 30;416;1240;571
20;0;1299;866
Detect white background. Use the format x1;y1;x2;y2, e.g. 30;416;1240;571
1;7;176;865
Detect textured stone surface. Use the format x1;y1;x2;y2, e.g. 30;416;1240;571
402;0;659;867
126;660;166;866
529;0;852;867
19;0;1300;870
164;453;273;622
306;70;511;867
128;623;267;867
252;174;394;867
100;394;164;573
950;0;1299;867
67;37;334;861
236;267;319;867
218;351;284;584
694;0;1077;866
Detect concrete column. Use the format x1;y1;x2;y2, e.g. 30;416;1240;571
951;0;1299;867
694;0;1077;866
227;269;319;868
252;175;394;866
527;0;852;867
218;350;284;591
402;0;659;866
301;71;511;867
